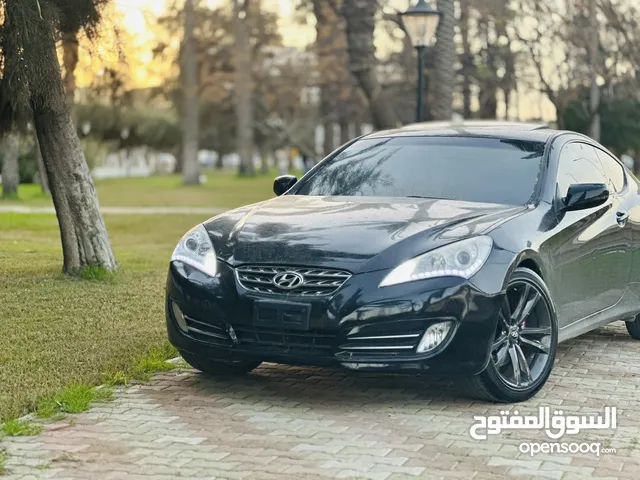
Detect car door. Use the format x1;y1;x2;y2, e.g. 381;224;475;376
550;142;631;328
595;148;640;310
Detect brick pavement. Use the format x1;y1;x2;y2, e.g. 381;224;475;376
2;323;640;479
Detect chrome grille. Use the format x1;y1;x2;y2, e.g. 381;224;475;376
236;265;351;296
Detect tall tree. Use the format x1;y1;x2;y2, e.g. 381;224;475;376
342;0;397;130
515;0;588;128
156;2;286;163
233;0;256;176
459;0;473;118
433;0;455;120
311;0;362;156
1;131;19;198
182;0;201;184
587;0;600;141
1;0;117;274
314;0;340;156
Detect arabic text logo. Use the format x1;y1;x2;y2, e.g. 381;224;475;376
469;406;617;441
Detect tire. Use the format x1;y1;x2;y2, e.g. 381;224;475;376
625;317;640;339
180;351;262;376
465;267;558;403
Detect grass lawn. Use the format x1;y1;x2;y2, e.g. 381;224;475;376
2;169;289;208
0;170;284;420
0;212;222;420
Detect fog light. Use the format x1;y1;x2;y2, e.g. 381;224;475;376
171;301;189;333
416;321;453;353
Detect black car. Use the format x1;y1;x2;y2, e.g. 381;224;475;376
166;121;640;402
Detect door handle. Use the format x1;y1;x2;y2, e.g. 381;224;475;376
616;211;629;226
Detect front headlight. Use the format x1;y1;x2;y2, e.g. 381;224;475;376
171;224;217;277
379;236;493;287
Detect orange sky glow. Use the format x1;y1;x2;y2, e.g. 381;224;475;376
99;0;554;121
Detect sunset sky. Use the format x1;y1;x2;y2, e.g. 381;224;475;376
117;0;315;48
110;0;554;121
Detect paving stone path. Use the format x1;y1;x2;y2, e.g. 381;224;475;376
2;323;640;479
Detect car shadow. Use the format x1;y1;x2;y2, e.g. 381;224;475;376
186;365;481;408
170;323;631;409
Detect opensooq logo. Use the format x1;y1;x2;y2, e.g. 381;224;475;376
469;406;617;441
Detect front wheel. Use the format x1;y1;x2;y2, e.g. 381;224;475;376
465;267;558;403
180;351;262;376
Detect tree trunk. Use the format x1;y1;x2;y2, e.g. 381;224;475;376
259;148;269;174
340;118;350;144
478;87;498;119
315;0;336;157
172;145;184;174
233;0;255;176
588;0;601;141
554;103;565;130
1;131;20;198
503;89;511;120
433;0;455;121
34;133;50;194
460;0;472;118
477;18;498;119
354;109;363;137
62;31;79;124
182;0;201;185
342;0;397;130
323;121;334;157
31;30;117;274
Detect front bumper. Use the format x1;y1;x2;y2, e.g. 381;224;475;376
166;261;503;375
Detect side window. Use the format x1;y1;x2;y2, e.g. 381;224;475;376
595;149;625;193
557;143;608;198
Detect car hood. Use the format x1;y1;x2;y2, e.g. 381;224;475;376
204;195;525;274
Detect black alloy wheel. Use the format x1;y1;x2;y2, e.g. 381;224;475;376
466;267;558;402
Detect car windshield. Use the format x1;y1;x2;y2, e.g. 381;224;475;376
292;136;546;205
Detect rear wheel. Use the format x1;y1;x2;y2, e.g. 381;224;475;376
180;351;262;376
465;268;558;403
625;316;640;339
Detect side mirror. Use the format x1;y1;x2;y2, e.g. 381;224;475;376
273;175;297;196
563;183;609;211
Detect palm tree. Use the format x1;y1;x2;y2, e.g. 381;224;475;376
433;0;455;121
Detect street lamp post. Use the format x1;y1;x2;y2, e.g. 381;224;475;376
400;0;441;122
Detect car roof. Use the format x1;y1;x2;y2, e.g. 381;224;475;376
364;120;558;142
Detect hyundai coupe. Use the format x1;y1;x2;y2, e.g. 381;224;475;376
166;121;640;402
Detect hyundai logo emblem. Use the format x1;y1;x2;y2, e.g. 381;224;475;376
273;271;305;290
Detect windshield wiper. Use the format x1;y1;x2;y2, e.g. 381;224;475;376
406;195;440;199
